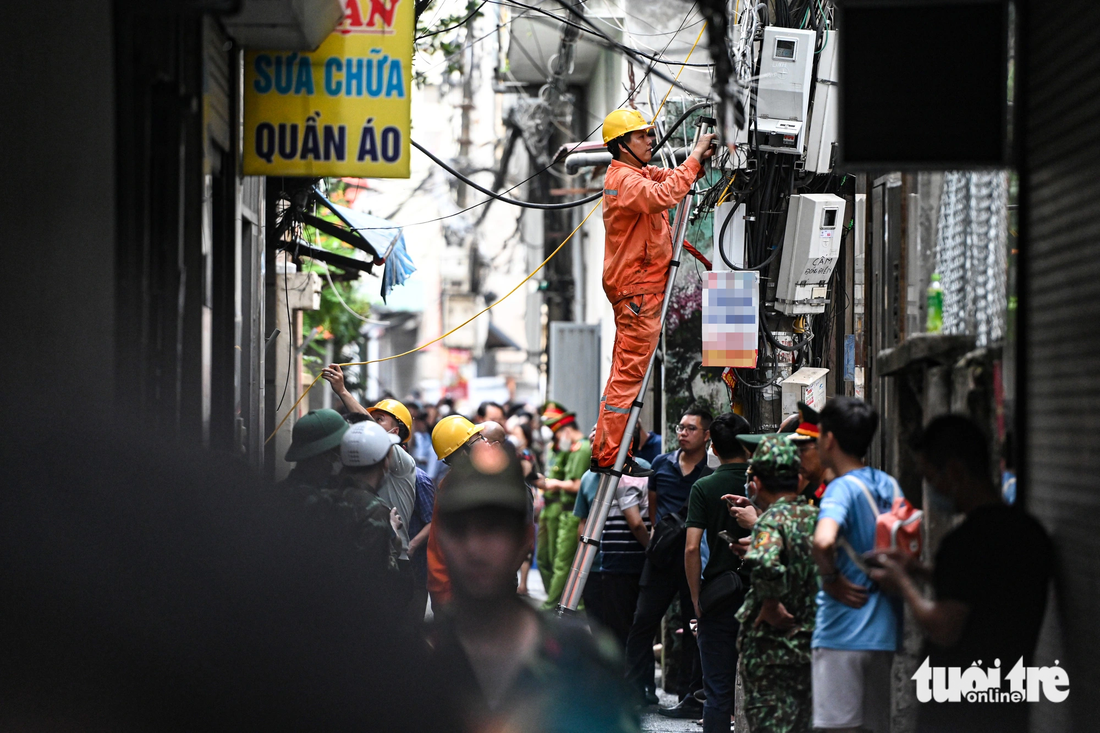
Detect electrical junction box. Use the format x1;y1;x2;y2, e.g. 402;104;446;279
775;193;846;315
781;367;829;417
279;272;322;311
805;30;838;174
756;27;816;155
713;201;747;271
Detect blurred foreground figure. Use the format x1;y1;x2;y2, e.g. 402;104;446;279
430;443;640;733
0;417;450;731
870;415;1053;733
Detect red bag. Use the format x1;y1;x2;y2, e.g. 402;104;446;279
839;475;924;568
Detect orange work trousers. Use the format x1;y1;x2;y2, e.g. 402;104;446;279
593;291;665;467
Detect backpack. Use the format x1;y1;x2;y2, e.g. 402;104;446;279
838;474;923;568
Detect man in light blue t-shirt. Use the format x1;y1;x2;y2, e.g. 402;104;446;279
811;398;901;733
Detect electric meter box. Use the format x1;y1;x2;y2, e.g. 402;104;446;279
756;27;816;155
775;193;846;315
805;30;838;174
781;367;829;417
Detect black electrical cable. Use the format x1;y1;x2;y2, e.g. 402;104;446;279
411;139;603;210
410;97;713;213
759;303;814;352
652;101;713;154
490;0;713;97
508;0;715;69
416;0;488;39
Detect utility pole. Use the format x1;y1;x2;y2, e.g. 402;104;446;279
457;16;476;208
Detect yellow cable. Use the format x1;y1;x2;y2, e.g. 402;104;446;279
265;200;604;444
651;20;708;124
715;174;736;207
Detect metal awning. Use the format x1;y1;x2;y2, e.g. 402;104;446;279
222;0;343;50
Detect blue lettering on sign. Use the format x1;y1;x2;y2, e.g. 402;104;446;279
254;119;349;164
294;56;315;95
320;52;407;98
255;122;275;162
366;49;387;97
253;54;273;93
274;53;297;95
324;125;346;161
324;57;343;95
385;59;405;98
300;114;322;160
346;58;364;97
380;126;401;162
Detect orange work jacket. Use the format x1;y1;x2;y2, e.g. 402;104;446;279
601;157;702;304
425;473;451;604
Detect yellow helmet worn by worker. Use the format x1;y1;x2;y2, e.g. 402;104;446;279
366;398;413;442
602;108;654;144
432;414;485;461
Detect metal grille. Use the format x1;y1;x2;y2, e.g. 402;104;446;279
1023;1;1100;729
936;171;1009;347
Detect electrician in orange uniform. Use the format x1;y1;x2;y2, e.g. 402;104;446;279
592;109;716;475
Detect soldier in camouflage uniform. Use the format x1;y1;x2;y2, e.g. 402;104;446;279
734;435;820;733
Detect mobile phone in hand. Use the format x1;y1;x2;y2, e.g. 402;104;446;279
718;530;739;545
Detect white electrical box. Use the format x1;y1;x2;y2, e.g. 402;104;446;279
805;30;838;174
756;27;816;155
775;193;846;315
781;367;829;417
713;201;747;271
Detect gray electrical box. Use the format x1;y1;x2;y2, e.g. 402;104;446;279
756;27;817;155
548;322;601;435
775;194;846;314
805;30;839;174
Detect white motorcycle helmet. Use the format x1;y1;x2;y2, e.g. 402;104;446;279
341;420;400;467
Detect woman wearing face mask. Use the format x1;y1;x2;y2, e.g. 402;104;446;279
506;413;542;483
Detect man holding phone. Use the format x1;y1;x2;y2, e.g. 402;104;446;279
684;413;754;733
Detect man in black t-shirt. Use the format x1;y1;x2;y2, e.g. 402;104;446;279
870;415;1053;733
684;413;753;733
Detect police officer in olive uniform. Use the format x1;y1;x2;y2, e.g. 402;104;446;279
735;435;820;733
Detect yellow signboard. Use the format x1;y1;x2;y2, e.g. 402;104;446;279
243;0;413;178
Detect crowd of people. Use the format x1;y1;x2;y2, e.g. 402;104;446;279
2;377;1055;732
268;368;1056;733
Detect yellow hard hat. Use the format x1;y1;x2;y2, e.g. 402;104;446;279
602;108;654;144
431;414;485;461
367;398;413;442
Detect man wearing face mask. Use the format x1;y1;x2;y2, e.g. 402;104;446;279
536;404;591;610
592;109;716;477
280;409;350;502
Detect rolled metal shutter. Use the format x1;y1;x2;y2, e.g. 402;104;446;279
1023;2;1100;729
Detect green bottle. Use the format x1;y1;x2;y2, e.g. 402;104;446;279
927;273;943;333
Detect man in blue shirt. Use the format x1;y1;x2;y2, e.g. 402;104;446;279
634;424;664;465
811;398;901;733
623;407;713;714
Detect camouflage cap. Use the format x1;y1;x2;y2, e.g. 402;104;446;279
748;434;801;479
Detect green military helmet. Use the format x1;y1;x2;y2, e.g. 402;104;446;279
748;434;801;479
737;432;780;451
285;409;349;462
